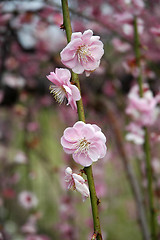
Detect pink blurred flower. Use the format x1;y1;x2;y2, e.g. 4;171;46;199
150;26;160;37
122;18;144;36
27;122;39;132
61;121;107;167
14;151;27;164
18;191;38;209
2;73;26;89
47;68;81;111
150;132;160;143
103;81;116;97
152;158;160;175
125;123;144;145
60;29;104;76
126;84;160;126
112;38;131;53
131;0;144;12
113;12;133;24
21;220;37;234
65;167;89;200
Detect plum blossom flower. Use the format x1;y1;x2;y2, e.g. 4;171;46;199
61;121;107;167
2;72;26;89
65;167;89;200
112;38;131;53
18;191;38;209
150;26;160;37
60;29;104;76
125;123;144;145
126;84;160;126
47;68;81;111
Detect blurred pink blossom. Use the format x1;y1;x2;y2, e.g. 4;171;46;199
122;18;144;36
150;132;160;143
65;167;89;200
113;12;133;24
131;0;144;12
152;158;160;175
123;57;155;79
61;121;107;167
126;84;160;126
103;81;116;97
60;29;104;76
27;122;39;132
150;26;160;37
112;38;131;52
125;123;144;145
47;68;81;111
18;191;38;209
21;217;37;234
14;151;27;164
2;73;26;89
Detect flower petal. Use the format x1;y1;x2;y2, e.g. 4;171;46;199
70;85;81;101
73;152;93;167
63;127;80;142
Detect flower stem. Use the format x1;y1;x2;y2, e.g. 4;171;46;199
133;17;157;240
61;0;102;239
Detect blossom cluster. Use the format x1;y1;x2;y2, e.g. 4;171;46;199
125;83;160;145
46;29;106;200
47;29;104;112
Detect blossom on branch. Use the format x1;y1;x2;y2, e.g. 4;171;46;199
61;121;107;167
60;29;104;76
126;84;160;126
125;122;144;145
65;167;89;200
47;68;81;111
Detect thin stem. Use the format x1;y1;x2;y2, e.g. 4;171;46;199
144;128;157;240
133;17;143;97
133;17;157;240
61;0;102;239
98;97;150;240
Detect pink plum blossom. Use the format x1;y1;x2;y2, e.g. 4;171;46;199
47;68;81;111
60;29;104;76
122;18;144;37
150;26;160;37
61;121;107;167
125;123;144;145
112;38;131;53
65;167;89;200
18;191;38;209
126;84;160;126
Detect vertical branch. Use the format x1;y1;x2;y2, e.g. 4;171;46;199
97;97;150;240
133;17;157;240
61;0;102;239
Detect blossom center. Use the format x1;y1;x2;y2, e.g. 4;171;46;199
75;138;90;154
49;85;67;104
77;45;91;63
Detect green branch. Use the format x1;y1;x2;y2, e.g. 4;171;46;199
61;0;102;239
133;17;157;240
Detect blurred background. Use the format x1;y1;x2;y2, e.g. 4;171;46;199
0;0;160;239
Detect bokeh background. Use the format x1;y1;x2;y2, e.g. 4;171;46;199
0;1;160;239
